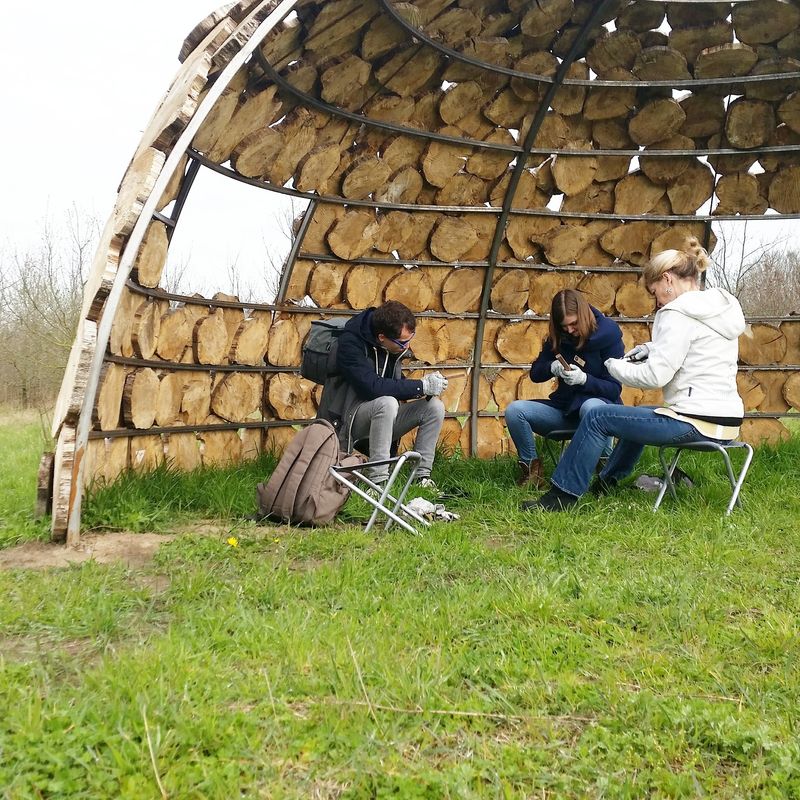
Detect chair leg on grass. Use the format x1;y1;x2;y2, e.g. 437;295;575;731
653;442;755;516
653;448;681;512
330;452;431;535
722;443;754;516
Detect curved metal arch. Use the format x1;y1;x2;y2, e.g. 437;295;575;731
275;197;317;304
189;149;500;213
189;149;800;225
469;0;623;451
296;251;641;273
67;0;301;543
377;0;798;90
254;43;800;161
253;49;525;154
191;140;800;206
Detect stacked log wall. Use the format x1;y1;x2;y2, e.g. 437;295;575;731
51;0;800;536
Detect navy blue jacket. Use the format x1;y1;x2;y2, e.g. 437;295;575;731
530;307;623;417
316;308;424;449
336;308;423;401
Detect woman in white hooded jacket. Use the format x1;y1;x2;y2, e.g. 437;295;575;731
524;238;745;512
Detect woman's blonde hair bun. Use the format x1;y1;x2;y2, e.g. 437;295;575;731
684;237;710;275
643;237;711;285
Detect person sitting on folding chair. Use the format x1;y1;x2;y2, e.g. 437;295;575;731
505;288;623;489
316;300;446;490
524;237;745;512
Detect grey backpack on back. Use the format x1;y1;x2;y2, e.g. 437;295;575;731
300;317;348;385
256;419;364;525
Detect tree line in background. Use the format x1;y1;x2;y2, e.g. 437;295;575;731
0;211;94;413
1;213;798;415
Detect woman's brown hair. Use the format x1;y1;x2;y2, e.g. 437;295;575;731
643;237;711;288
549;289;597;352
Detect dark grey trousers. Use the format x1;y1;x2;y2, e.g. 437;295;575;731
350;396;445;480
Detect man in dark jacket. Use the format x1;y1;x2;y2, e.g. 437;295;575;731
316;301;447;487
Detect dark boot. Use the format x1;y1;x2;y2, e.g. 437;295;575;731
517;458;547;489
521;485;578;512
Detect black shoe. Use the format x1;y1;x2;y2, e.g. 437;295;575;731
590;476;618;496
520;486;578;512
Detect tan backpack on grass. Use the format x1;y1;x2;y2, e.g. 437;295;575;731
256;419;365;525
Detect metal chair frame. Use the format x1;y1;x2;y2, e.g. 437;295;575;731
329;451;430;535
653;440;755;516
539;428;578;468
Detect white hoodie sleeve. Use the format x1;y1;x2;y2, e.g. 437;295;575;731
606;310;693;389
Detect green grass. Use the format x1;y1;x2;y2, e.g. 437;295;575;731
3;412;800;797
0;410;52;547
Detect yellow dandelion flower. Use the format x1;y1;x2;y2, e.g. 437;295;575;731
227;536;239;548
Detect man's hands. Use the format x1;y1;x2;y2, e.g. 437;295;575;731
561;365;587;386
624;343;650;362
422;371;448;397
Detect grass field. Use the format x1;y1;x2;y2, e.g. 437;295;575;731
3;412;800;797
0;410;52;548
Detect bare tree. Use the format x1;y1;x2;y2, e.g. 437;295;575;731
738;249;800;316
160;251;193;296
707;222;782;297
262;197;304;303
0;209;98;409
707;222;800;316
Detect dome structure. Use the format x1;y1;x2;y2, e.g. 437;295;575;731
52;0;800;541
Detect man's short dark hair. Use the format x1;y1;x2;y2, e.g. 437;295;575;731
372;301;416;339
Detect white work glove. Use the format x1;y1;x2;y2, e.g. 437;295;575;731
422;371;448;397
406;497;460;522
551;360;567;378
624;343;650;362
561;365;587;386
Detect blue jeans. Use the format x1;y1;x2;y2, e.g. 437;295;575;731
505;398;611;463
551;404;721;498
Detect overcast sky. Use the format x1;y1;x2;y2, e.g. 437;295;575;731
2;1;294;297
2;2;797;300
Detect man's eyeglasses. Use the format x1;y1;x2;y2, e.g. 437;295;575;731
387;332;415;349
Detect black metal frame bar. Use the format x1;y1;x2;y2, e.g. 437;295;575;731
124;279;800;325
166;158;202;241
275;197;316;303
248;47;800;160
87;409;799;442
252;24;800;160
187;150;800;223
151;158;202;242
470;0;620;452
105;349;800;373
377;0;792;89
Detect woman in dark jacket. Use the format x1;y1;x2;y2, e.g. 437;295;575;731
505;289;624;487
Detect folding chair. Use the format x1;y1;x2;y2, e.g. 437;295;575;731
653;440;754;516
329;451;431;535
539;428;577;468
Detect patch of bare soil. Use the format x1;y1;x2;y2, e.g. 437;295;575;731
0;532;177;571
169;521;242;536
0;519;255;571
0;635;99;663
